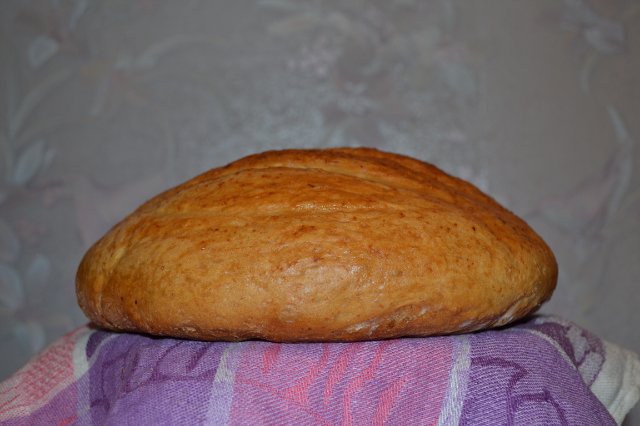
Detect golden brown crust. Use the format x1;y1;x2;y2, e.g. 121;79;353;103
76;147;557;341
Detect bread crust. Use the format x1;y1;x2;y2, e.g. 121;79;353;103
76;148;557;341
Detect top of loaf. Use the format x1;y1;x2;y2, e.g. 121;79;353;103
143;147;499;218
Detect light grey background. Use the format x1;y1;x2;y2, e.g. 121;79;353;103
1;0;638;421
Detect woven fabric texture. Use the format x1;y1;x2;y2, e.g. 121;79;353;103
1;316;639;425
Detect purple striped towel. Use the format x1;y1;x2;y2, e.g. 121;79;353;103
1;315;639;425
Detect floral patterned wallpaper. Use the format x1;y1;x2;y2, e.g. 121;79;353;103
0;0;638;410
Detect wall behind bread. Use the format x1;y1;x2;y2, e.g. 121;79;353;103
0;0;638;415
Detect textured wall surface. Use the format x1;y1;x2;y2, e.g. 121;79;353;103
0;0;638;420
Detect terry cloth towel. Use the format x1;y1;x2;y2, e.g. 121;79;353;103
1;315;639;425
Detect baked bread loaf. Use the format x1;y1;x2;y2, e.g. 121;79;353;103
76;148;557;341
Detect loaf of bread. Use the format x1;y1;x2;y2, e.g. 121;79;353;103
76;148;557;341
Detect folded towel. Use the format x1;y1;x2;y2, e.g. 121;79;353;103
1;316;639;425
